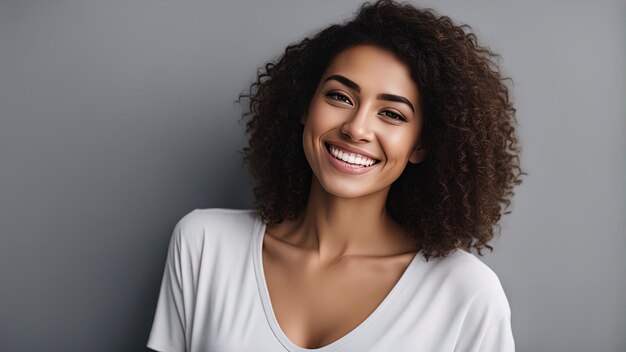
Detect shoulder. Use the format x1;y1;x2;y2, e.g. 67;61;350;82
414;249;511;320
171;208;261;256
431;249;506;294
175;208;259;235
435;250;514;349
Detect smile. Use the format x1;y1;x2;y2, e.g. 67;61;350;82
325;143;379;166
324;143;381;174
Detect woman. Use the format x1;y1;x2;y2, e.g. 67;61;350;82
147;1;523;351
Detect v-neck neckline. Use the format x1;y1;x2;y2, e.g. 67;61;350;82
251;213;421;352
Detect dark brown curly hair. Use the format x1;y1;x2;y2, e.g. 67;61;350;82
238;0;524;260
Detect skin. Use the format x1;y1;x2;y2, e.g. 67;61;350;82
263;45;427;349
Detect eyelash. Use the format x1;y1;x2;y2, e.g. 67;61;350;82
325;92;353;105
324;92;407;122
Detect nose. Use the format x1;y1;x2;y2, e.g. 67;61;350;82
340;104;374;142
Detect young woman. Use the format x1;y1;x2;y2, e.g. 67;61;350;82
147;1;523;351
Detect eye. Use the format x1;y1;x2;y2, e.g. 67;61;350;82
382;110;406;122
325;92;353;105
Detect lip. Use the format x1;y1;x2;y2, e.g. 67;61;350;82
324;141;381;161
323;142;380;175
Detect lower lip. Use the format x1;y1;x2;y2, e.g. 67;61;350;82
324;144;379;175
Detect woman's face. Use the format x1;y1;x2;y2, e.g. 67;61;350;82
301;45;425;199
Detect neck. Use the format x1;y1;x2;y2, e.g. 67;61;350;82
290;177;414;263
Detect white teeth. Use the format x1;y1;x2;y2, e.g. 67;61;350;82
328;144;377;167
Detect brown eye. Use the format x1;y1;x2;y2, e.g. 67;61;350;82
382;110;406;121
325;92;353;105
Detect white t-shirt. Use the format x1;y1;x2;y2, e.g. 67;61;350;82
147;208;514;352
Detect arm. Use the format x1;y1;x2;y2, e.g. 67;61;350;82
475;314;515;352
147;221;187;352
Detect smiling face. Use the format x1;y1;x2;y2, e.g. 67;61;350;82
301;45;426;199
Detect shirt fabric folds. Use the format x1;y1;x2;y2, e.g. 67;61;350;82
147;208;515;352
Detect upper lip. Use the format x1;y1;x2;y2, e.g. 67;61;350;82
324;141;381;161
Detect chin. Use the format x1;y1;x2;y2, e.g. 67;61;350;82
316;176;387;199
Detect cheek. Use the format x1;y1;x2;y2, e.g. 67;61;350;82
305;101;340;135
301;124;318;173
383;129;420;159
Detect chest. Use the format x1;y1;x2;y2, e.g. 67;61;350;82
262;247;414;349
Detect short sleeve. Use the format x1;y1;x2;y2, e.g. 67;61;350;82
449;254;516;352
476;315;515;351
147;221;187;352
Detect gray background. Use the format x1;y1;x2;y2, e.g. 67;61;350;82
1;0;624;351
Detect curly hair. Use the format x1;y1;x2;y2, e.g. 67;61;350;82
238;0;524;260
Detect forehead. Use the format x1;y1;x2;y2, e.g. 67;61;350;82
321;45;419;100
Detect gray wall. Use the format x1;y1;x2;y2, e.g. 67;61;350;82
1;0;624;351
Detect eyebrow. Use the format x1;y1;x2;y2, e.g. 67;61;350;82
324;74;415;113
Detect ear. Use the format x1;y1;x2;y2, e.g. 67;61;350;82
408;144;426;164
